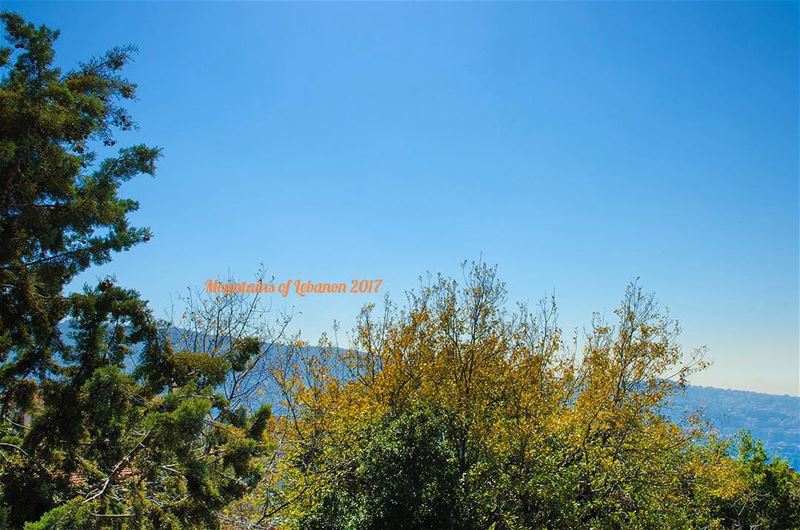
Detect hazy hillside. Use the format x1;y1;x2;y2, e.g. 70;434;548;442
64;324;800;468
665;385;800;469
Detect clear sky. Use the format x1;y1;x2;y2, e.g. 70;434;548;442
6;2;798;395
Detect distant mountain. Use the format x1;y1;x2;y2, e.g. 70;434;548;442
665;385;800;469
56;323;800;469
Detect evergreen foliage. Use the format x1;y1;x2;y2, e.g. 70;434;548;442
0;12;272;529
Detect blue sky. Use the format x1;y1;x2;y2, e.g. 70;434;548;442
6;2;798;395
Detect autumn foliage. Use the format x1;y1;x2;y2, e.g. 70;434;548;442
215;263;797;529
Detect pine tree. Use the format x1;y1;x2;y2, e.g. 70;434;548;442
0;12;272;529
